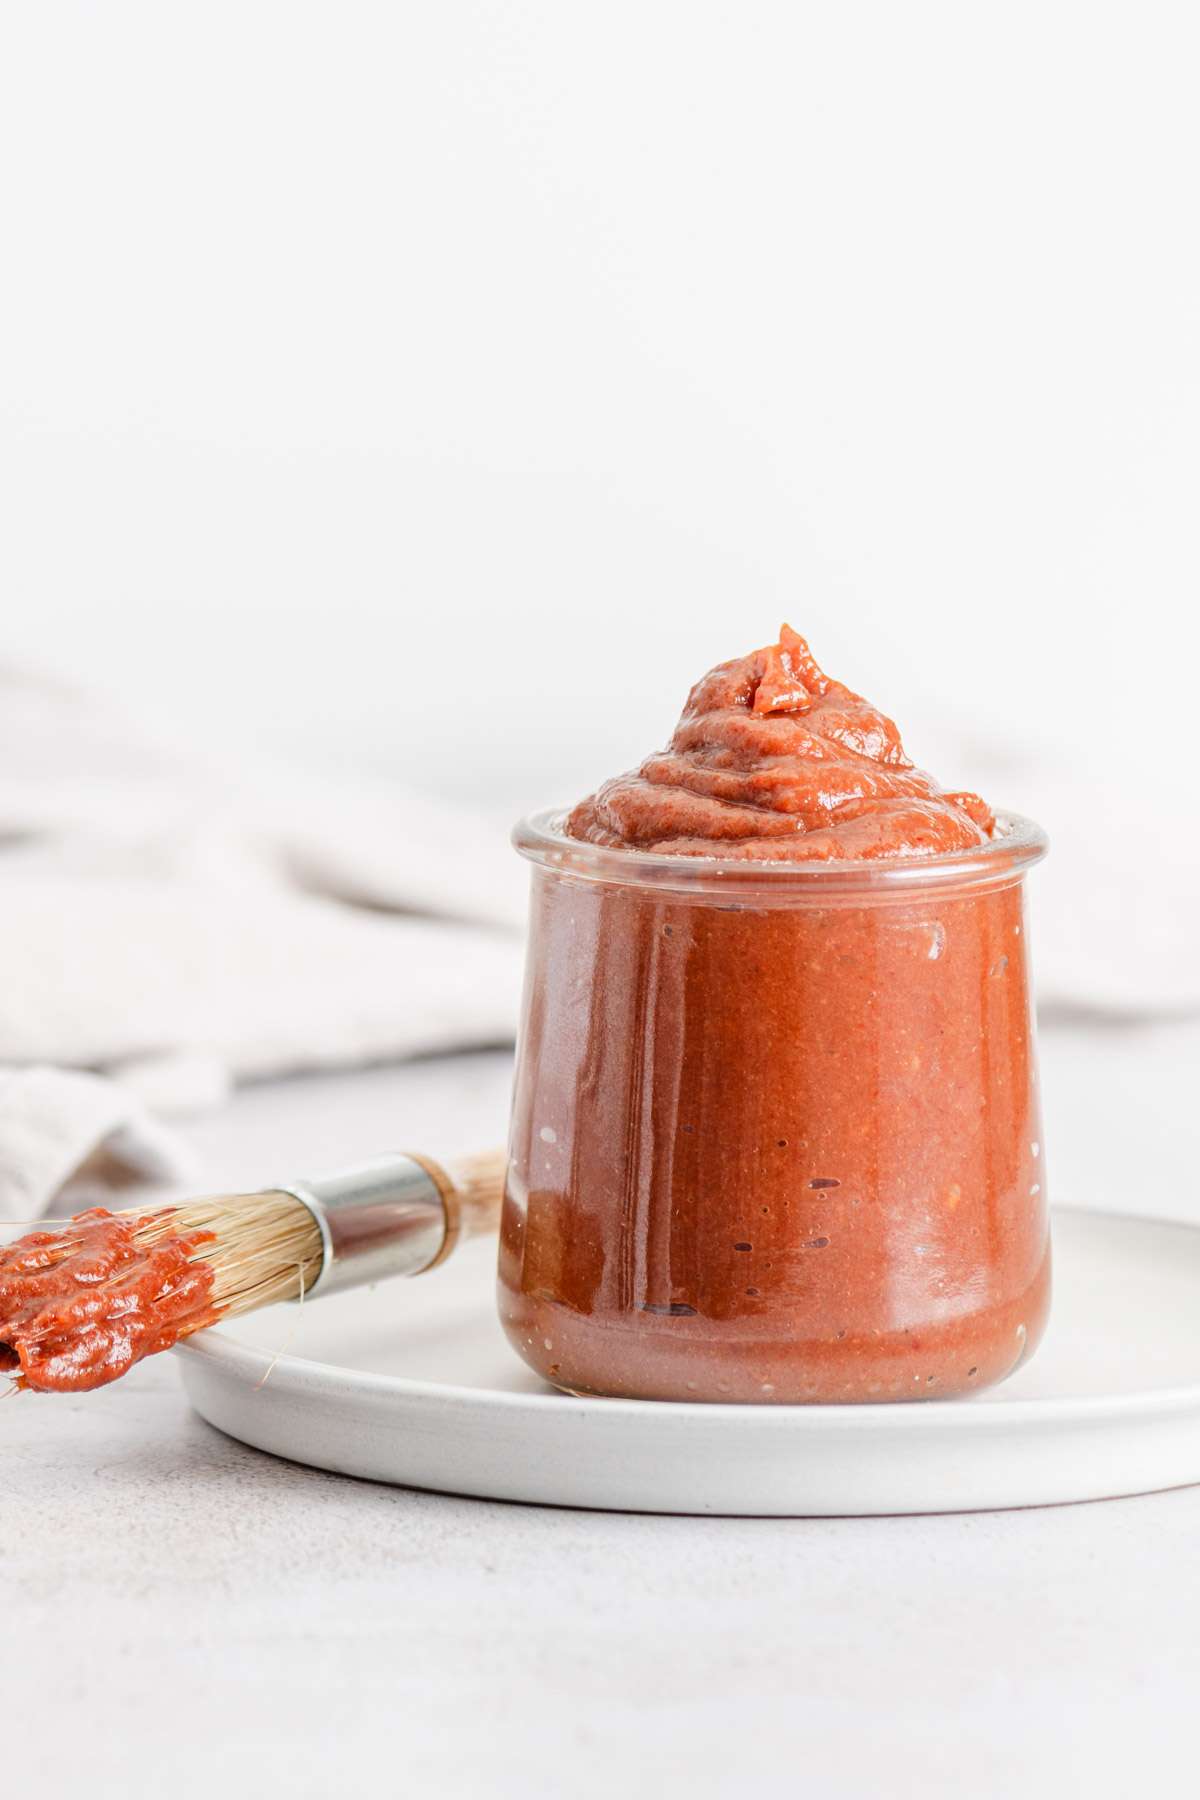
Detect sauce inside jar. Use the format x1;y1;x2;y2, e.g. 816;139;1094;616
499;629;1050;1402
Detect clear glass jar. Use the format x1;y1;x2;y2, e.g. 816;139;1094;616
498;809;1050;1403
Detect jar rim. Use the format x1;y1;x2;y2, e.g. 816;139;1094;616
513;807;1048;897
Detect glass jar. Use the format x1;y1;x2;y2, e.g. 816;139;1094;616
499;809;1050;1403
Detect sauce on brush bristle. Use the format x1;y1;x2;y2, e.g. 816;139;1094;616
0;1194;325;1394
0;1209;220;1393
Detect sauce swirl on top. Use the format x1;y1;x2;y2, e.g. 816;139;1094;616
568;625;992;861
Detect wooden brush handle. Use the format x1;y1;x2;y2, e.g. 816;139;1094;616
445;1147;508;1241
415;1146;507;1271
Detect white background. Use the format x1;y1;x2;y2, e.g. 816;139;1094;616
2;2;1197;827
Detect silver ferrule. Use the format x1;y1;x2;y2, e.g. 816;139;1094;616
276;1153;448;1300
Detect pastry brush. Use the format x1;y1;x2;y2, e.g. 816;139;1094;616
0;1147;505;1394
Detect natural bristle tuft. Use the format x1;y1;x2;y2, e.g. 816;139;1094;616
137;1191;324;1319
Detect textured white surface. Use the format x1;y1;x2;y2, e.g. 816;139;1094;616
6;1029;1199;1798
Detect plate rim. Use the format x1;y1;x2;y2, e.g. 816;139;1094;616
174;1204;1200;1431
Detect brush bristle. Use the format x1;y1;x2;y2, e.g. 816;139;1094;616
136;1191;323;1319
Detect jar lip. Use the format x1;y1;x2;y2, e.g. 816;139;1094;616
513;807;1048;895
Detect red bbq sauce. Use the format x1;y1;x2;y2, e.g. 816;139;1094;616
0;1209;219;1393
500;626;1050;1403
567;622;994;861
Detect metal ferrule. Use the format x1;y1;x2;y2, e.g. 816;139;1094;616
276;1153;449;1300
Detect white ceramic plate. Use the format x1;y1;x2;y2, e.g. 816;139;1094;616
176;1207;1200;1515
